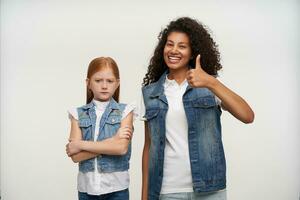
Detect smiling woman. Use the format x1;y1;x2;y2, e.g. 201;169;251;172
163;32;192;72
140;17;254;200
143;17;223;87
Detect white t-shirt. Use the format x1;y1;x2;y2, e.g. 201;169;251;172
139;76;221;194
68;99;136;195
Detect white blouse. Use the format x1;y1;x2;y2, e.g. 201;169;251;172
68;99;136;195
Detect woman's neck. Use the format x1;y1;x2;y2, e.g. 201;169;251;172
167;67;189;85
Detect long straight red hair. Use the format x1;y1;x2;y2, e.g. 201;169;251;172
86;57;120;104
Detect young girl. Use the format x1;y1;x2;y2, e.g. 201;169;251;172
141;17;255;200
66;57;134;200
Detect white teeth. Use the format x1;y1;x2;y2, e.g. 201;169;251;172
168;56;180;60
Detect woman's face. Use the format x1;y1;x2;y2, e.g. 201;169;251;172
163;31;192;71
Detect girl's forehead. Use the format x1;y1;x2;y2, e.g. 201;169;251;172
92;68;116;78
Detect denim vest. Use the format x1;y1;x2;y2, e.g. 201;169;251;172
77;98;131;173
142;72;226;200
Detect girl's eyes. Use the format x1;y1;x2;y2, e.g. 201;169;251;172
94;79;114;83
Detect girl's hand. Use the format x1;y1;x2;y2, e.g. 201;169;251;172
66;140;82;156
114;126;133;140
186;54;214;88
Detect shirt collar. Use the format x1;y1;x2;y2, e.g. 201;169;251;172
93;99;109;111
164;75;188;89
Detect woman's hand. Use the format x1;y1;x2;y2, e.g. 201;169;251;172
186;54;214;88
186;55;254;123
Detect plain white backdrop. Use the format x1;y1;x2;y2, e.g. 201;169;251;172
1;0;299;199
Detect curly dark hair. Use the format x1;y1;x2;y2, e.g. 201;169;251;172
143;17;222;86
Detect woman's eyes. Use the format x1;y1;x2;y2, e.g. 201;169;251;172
166;43;187;49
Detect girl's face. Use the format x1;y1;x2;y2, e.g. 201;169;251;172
163;31;192;71
87;67;119;102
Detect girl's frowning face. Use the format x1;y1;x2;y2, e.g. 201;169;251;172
87;67;119;102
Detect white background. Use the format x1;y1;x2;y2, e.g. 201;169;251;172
1;0;299;199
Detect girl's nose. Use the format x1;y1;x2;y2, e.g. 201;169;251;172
102;81;108;88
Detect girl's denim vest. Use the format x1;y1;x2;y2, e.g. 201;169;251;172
142;72;226;200
77;99;131;173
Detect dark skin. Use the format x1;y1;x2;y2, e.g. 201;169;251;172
141;31;254;200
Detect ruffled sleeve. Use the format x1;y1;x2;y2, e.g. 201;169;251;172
121;102;138;121
136;91;147;121
67;108;78;120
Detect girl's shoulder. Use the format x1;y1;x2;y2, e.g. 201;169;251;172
77;102;94;110
67;102;92;121
67;107;79;120
120;101;138;121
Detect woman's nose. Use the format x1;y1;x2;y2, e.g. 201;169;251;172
170;45;179;53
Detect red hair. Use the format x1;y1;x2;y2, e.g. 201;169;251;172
86;57;120;104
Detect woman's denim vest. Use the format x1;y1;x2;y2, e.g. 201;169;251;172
142;72;226;200
77;98;131;173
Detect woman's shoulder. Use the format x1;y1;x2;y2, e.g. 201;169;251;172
142;81;161;99
142;80;161;90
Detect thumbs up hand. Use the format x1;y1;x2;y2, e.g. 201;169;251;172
186;54;214;88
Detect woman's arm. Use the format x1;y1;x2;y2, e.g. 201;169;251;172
207;78;254;123
141;121;150;200
67;112;133;158
187;55;255;124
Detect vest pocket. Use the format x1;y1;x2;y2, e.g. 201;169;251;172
104;116;121;138
192;96;216;108
106;116;121;125
79;119;92;140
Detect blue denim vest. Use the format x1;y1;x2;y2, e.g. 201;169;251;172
77;98;131;173
142;72;226;199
